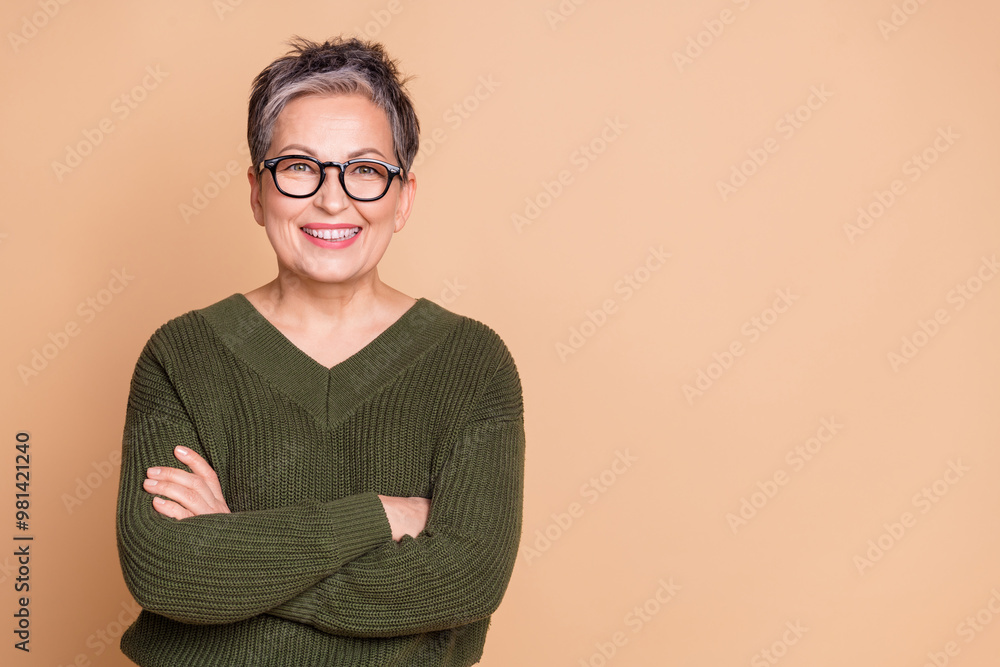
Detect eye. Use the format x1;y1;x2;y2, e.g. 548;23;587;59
347;164;376;176
280;159;317;173
346;162;389;179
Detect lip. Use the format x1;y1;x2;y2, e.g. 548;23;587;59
300;223;362;249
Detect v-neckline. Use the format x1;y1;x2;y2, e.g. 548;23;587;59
238;293;422;372
198;293;460;429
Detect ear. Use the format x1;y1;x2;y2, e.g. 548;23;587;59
248;165;265;227
392;171;417;233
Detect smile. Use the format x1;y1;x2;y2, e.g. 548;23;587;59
301;227;360;241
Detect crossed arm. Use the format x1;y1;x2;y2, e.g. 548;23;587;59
143;445;430;542
130;413;524;636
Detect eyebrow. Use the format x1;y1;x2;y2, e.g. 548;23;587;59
276;144;389;160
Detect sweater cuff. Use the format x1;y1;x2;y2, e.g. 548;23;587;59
323;492;393;565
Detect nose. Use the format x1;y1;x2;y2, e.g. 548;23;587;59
313;169;350;213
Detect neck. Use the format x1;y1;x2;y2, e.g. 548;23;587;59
249;268;397;330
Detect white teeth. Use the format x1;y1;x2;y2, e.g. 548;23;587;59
302;227;360;241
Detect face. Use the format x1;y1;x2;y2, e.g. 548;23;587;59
248;93;416;290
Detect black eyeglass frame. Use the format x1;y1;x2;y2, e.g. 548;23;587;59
256;154;403;201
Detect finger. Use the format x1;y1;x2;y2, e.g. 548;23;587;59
146;466;218;509
150;495;194;520
144;478;211;515
173;446;225;497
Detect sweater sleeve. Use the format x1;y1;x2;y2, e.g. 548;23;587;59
265;344;525;637
115;341;394;625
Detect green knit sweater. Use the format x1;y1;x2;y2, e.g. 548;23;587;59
115;294;524;666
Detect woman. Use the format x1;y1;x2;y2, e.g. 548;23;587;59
115;36;525;666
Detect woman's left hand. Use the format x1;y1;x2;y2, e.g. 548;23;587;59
143;446;231;519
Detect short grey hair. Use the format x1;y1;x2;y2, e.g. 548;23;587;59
248;36;420;177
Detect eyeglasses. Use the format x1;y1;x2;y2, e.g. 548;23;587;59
257;155;402;201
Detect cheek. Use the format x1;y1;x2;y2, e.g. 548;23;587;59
358;202;397;231
261;195;307;226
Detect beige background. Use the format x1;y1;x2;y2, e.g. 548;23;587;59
2;0;999;665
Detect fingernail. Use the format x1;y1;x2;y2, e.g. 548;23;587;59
145;479;158;487
148;468;160;476
153;497;165;505
175;447;188;456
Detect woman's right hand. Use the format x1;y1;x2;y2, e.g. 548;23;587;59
378;495;430;542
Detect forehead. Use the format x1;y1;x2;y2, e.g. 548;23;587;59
271;93;393;153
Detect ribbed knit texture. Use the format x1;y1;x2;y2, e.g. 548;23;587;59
115;294;525;666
